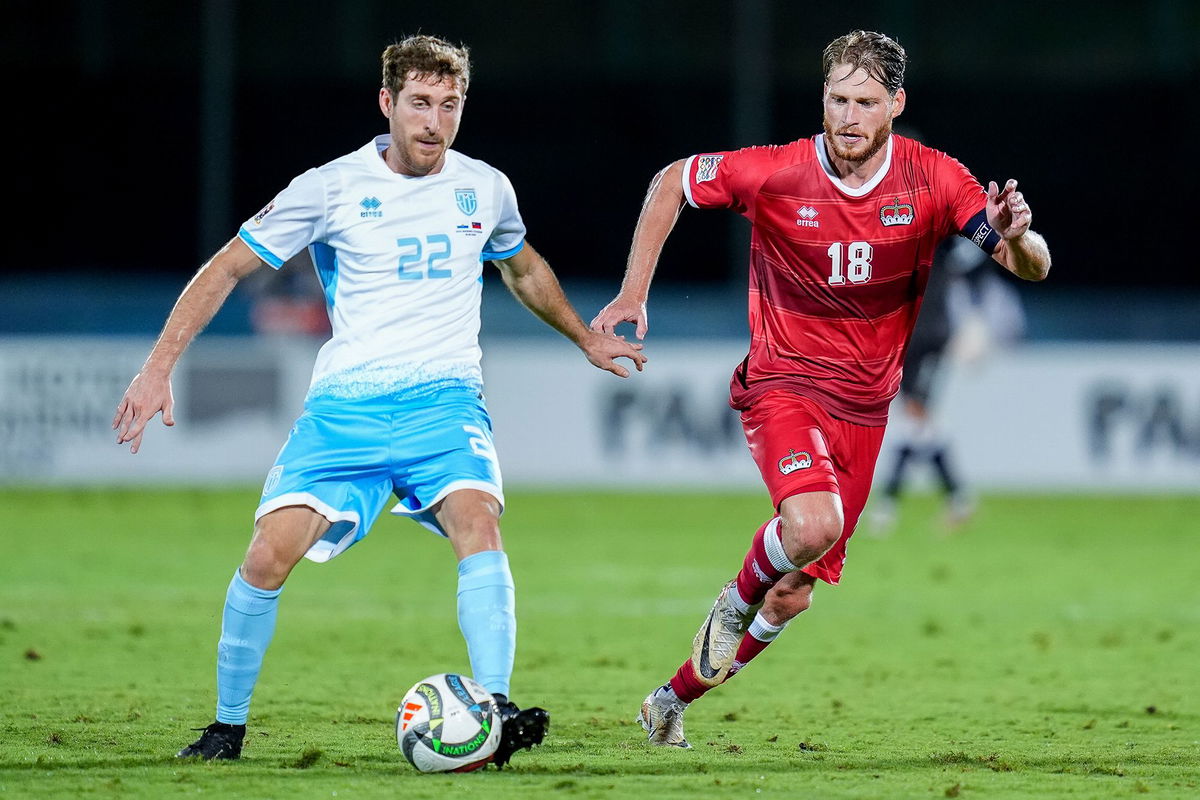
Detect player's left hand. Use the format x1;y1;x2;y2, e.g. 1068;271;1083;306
579;330;647;378
986;179;1032;240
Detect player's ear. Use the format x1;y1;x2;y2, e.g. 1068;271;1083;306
379;87;394;118
890;87;906;119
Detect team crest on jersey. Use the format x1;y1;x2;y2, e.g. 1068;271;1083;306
778;449;812;475
455;188;478;216
359;196;382;219
879;197;915;226
796;205;820;228
251;201;275;226
695;155;723;183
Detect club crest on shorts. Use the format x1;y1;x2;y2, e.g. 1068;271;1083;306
778;449;812;475
454;188;478;216
263;465;284;496
879;197;915;226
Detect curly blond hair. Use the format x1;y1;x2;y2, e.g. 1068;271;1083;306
381;35;471;95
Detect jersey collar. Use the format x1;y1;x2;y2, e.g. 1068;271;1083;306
813;133;893;197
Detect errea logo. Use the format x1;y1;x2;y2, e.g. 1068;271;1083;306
359;196;382;218
796;206;820;228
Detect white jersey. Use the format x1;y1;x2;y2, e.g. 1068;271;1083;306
238;135;526;404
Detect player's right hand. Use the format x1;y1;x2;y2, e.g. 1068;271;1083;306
589;295;648;340
580;330;647;378
112;370;175;454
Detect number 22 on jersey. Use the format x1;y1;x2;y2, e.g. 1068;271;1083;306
397;234;452;280
827;241;873;285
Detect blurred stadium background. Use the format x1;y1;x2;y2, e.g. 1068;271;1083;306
3;0;1198;495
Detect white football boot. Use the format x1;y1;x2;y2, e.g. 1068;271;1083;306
690;580;754;687
638;685;691;748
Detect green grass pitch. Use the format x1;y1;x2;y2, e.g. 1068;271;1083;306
2;488;1198;798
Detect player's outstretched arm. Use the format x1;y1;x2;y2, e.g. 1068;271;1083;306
589;159;688;340
113;237;263;453
986;179;1051;281
494;243;646;378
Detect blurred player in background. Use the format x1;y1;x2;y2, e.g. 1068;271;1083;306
869;234;1026;532
592;30;1049;748
114;35;643;765
244;251;332;338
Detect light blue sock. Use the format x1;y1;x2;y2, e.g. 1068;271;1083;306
215;569;282;725
456;550;515;698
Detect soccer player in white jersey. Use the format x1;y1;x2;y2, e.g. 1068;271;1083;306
112;35;645;766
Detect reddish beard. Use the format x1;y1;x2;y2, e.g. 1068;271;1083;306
823;116;892;164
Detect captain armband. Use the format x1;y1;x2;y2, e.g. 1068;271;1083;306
962;209;1002;254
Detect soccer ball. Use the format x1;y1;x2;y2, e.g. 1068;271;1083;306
396;673;501;772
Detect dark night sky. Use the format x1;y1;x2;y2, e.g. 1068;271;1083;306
11;0;1199;290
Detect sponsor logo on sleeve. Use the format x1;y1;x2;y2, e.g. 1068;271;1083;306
778;449;813;475
251;201;275;226
695;155;724;183
879;197;914;226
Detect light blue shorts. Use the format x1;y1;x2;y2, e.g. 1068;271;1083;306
255;389;504;562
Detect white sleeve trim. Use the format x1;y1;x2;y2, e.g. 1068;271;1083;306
681;155;698;208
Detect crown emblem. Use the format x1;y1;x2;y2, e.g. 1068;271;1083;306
880;197;914;226
778;449;813;475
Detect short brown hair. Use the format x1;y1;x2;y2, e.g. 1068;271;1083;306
822;31;906;95
381;35;471;95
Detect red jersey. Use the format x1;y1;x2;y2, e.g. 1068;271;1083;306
684;134;999;425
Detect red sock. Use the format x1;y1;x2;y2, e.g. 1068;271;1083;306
668;660;711;704
734;517;790;606
667;628;780;703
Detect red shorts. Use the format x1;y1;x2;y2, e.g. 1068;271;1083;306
741;391;886;585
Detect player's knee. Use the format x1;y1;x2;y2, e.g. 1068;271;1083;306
464;516;502;549
779;505;843;563
242;532;300;590
240;551;287;591
436;490;503;553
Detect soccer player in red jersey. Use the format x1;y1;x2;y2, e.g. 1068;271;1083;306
591;30;1050;748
